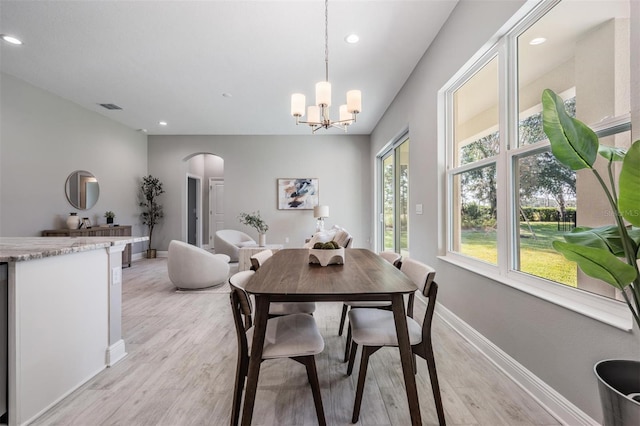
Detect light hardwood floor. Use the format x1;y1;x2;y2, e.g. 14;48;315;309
32;258;561;426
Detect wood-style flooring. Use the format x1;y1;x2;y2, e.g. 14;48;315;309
32;258;561;426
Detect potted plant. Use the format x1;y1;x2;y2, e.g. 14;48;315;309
238;211;269;246
139;175;165;258
542;88;640;426
104;211;115;225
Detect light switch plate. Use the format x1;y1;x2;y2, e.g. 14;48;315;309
416;204;423;215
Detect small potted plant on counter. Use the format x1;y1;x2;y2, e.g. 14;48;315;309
104;211;115;225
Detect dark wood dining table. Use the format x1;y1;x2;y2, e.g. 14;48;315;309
242;248;422;426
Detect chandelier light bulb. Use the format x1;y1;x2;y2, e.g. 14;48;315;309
339;105;352;124
307;106;320;124
316;81;332;107
347;90;361;114
291;93;306;117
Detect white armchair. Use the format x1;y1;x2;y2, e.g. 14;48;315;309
214;230;257;262
167;240;230;290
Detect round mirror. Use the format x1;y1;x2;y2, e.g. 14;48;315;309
65;170;100;210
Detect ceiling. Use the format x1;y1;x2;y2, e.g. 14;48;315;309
0;0;459;136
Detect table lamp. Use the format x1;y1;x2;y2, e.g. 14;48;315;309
313;205;329;232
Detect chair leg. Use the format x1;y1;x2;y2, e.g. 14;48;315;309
338;304;348;336
352;346;378;423
343;324;352;362
346;341;358;376
294;356;327;426
230;354;249;426
424;342;446;426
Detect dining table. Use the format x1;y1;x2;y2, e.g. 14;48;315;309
241;248;422;426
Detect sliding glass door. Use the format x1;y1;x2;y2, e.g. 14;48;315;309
380;137;409;257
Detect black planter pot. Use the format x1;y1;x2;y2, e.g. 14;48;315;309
594;359;640;426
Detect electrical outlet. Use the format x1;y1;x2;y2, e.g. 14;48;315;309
285;237;290;243
111;267;122;286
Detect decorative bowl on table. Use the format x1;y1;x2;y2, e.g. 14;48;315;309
308;242;345;266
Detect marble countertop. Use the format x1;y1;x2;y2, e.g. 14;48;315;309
0;236;149;262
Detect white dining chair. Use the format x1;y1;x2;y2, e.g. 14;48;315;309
338;251;401;361
250;249;316;316
345;258;445;425
228;270;326;426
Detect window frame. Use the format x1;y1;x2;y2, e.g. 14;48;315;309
378;132;410;255
440;0;633;330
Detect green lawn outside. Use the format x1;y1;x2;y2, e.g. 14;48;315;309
460;222;577;287
384;221;577;287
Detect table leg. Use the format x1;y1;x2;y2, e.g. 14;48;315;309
240;295;270;425
392;294;422;426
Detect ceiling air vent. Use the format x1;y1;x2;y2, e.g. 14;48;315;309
98;103;122;110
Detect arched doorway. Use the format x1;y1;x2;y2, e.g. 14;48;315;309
184;153;224;248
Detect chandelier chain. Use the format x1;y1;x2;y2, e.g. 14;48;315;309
324;0;329;82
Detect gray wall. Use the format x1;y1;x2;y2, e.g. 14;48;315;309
0;73;148;253
370;0;639;422
147;135;371;252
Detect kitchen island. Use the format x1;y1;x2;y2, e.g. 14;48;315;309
0;236;147;426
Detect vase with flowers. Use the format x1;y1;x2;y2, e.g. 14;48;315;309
238;211;269;246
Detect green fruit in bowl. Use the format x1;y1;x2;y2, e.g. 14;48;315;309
313;242;324;249
322;242;335;250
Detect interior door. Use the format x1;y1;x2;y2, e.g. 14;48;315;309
187;177;198;245
209;178;224;248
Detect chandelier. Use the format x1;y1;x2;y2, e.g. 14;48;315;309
290;0;361;133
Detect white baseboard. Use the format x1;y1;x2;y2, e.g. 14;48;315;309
435;303;599;426
132;251;168;261
106;339;127;367
131;252;145;262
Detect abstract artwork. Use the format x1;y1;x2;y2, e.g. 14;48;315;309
277;178;319;210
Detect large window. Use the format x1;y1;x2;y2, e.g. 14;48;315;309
380;136;410;257
444;0;632;324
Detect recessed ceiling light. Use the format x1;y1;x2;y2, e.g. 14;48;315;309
159;121;168;126
222;93;233;98
529;37;546;46
1;34;23;45
345;34;359;44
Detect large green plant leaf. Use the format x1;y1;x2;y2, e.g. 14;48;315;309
553;241;637;290
619;140;640;227
542;89;598;170
563;226;640;257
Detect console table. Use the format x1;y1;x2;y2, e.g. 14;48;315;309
42;225;133;267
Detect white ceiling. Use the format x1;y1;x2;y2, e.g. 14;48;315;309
0;0;459;135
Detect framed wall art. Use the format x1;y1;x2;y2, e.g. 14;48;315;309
277;178;319;210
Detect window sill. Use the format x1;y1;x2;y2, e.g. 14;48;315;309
438;254;633;332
